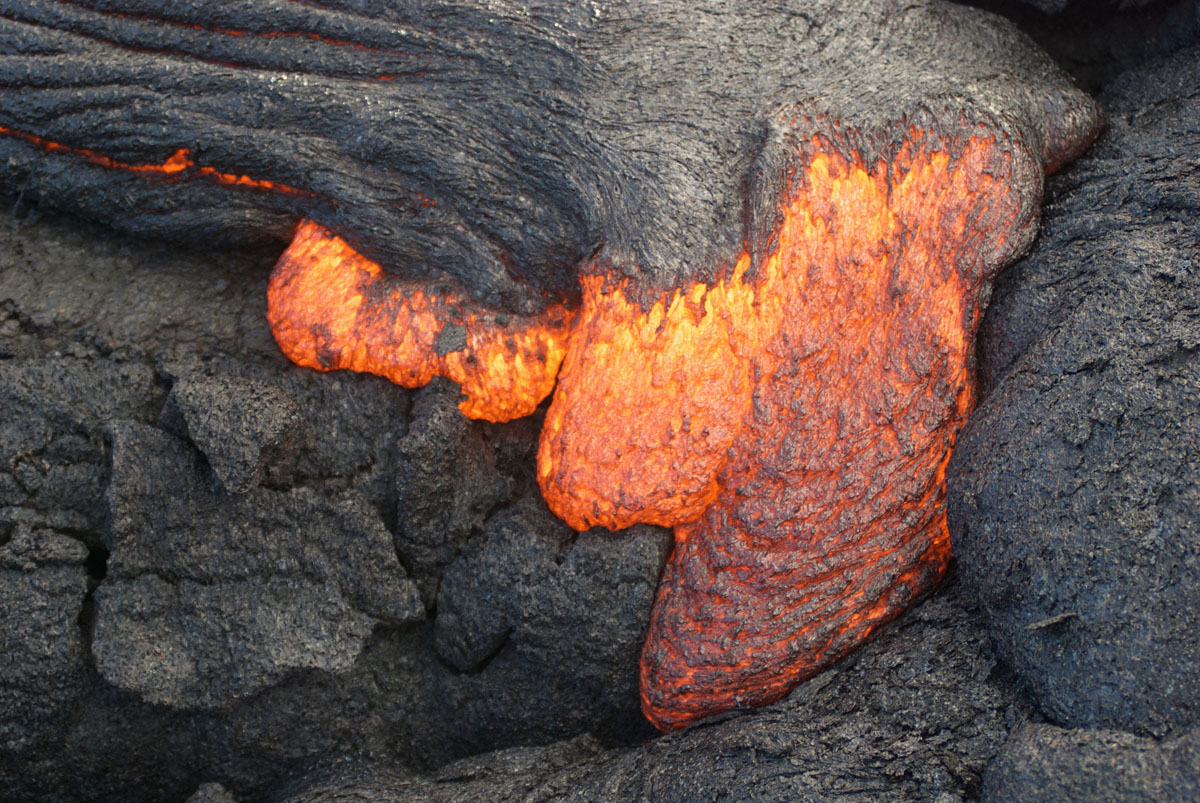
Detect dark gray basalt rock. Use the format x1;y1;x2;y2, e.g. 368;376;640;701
968;1;1200;132
394;379;519;607
96;420;423;707
433;498;671;755
0;1;1162;800
282;581;1034;802
0;359;162;538
160;375;304;494
0;526;89;766
949;43;1200;736
982;723;1200;802
0;207;667;801
982;0;1163;15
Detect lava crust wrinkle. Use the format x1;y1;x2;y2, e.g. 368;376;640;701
0;1;1102;731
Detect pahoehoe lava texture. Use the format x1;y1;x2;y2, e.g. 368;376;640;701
0;1;1094;309
0;1;1103;729
949;42;1200;738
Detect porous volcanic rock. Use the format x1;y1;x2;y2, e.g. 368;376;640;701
0;359;163;537
982;723;1200;802
0;0;1110;731
394;379;525;606
95;419;424;708
0;205;675;801
0;357;156;788
0;0;1192;800
948;42;1200;736
160;374;304;494
0;527;89;768
433;499;671;755
281;580;1034;802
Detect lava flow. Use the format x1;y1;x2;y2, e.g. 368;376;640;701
267;220;573;422
0;0;1104;739
537;130;1025;730
267;128;1032;731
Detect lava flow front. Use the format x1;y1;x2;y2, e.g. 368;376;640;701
542;131;1016;730
267;220;573;422
269;128;1031;731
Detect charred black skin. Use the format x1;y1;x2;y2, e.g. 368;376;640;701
0;1;1096;315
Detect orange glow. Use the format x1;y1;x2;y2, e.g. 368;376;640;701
537;132;1019;730
266;220;573;422
0;125;310;198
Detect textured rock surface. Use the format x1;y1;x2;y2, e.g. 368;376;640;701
394;379;523;606
0;0;1109;733
983;724;1200;802
0;358;153;788
0;208;671;801
0;527;89;758
0;0;1097;313
433;500;671;755
0;359;163;538
283;581;1033;802
971;1;1200;94
949;43;1200;736
95;420;424;708
0;1;1195;801
160;375;304;494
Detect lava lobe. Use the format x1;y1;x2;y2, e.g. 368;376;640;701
542;134;1019;729
0;1;1102;730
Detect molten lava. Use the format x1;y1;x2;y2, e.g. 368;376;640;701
267;220;573;422
538;131;1019;730
0;45;1062;732
0;0;1104;740
0;126;310;198
265;128;1027;730
263;128;1030;730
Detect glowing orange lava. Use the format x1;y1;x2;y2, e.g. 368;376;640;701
0;126;310;197
0;3;1097;737
267;220;573;422
538;131;1022;730
265;130;1027;730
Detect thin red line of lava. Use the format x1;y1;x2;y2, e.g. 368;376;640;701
0;125;312;199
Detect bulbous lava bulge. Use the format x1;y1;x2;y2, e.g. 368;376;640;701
0;1;1100;730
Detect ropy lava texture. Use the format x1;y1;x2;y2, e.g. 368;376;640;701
0;1;1101;730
